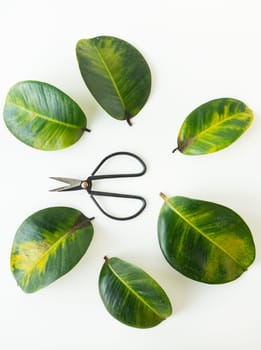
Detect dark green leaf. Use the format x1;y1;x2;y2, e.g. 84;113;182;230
174;98;253;155
158;194;255;284
4;81;87;150
99;257;172;328
76;36;151;125
11;207;94;293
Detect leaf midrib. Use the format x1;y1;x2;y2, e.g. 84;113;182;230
165;198;246;271
19;218;90;285
8;102;82;129
107;261;164;321
180;111;252;149
92;42;126;113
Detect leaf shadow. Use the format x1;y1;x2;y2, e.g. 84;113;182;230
146;263;200;314
75;93;100;129
121;251;199;315
58;81;101;129
81;219;112;264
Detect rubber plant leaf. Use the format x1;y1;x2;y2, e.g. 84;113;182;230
76;36;151;125
173;98;253;155
99;256;172;328
10;207;94;293
4;81;88;150
158;194;255;284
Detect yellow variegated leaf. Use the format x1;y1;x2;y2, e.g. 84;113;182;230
4;81;88;150
10;207;94;293
174;98;253;155
76;36;151;125
158;194;255;284
99;257;172;328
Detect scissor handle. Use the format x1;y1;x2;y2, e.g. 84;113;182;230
89;191;146;221
89;151;146;181
86;151;147;220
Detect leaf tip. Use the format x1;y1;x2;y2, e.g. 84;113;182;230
104;256;109;263
172;146;179;154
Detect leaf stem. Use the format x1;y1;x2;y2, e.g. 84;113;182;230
172;146;179;153
160;192;168;201
104;255;109;263
83;127;91;132
125;111;133;126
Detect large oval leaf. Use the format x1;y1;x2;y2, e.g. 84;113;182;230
11;207;94;293
158;194;255;284
4;81;87;150
99;256;172;328
174;98;253;155
76;36;151;125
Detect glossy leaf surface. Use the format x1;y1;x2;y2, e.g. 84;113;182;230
76;36;151;125
11;207;94;293
158;194;255;284
99;257;172;328
175;98;253;155
4;81;87;150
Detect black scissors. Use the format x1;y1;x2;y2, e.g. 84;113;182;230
50;152;147;221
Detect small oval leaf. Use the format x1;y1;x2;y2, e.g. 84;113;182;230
11;207;94;293
4;81;87;150
99;257;172;328
175;98;253;155
158;194;255;284
76;36;151;125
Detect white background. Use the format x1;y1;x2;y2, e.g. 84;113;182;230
1;0;261;349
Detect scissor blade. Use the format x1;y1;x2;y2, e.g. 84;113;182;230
49;177;82;192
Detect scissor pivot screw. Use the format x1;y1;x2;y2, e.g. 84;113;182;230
81;181;89;189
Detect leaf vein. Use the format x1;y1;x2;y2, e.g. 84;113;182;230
181;111;252;150
165;198;246;271
19;217;90;286
92;43;126;113
107;262;164;320
8;102;82;129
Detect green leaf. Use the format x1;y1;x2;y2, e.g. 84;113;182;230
158;194;255;284
4;81;87;150
99;256;172;328
10;207;94;293
76;36;151;125
174;98;253;155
